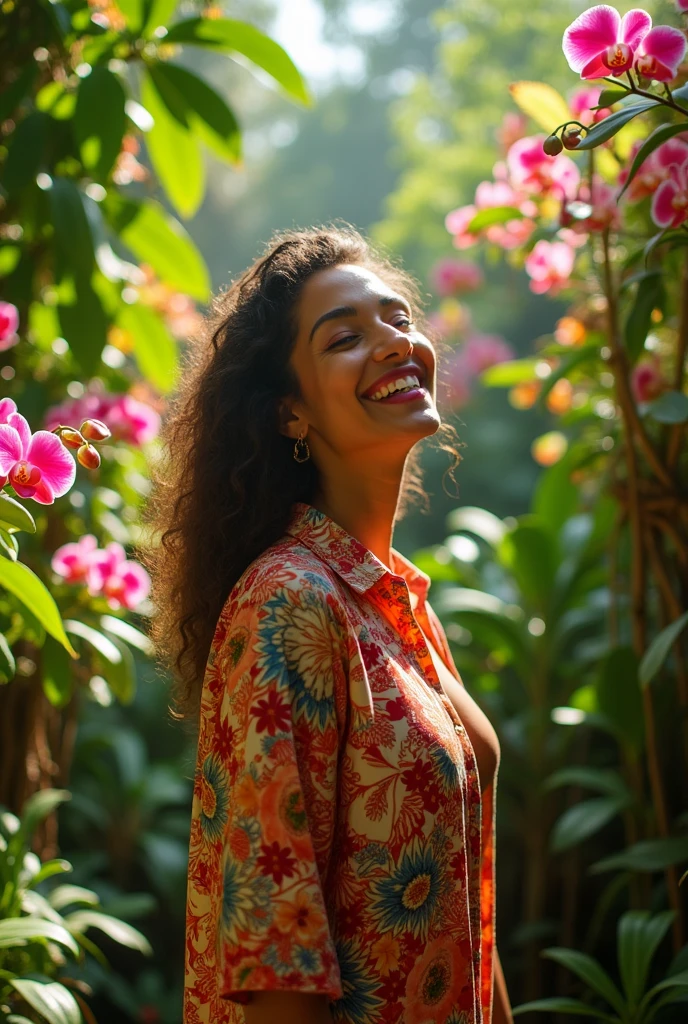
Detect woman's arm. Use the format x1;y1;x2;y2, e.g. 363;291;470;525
244;992;334;1024
492;947;513;1024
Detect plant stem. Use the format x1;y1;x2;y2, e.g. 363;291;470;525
601;76;688;116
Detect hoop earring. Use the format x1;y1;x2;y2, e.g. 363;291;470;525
293;431;310;463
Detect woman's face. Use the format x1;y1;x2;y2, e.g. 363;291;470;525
284;264;440;462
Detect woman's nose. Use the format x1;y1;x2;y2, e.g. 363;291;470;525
371;322;413;361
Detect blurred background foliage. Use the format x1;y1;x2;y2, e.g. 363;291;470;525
2;0;688;1021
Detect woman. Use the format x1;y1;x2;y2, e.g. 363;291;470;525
146;226;511;1024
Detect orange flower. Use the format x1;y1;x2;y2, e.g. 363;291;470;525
371;933;400;976
532;430;568;466
405;936;471;1024
234;773;259;816
259;763;314;859
273;889;326;945
508;380;541;409
546;378;573;415
554;316;586;346
228;827;251;862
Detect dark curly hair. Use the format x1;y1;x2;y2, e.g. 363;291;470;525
141;224;462;720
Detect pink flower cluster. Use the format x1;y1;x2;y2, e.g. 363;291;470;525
443;332;516;409
51;533;151;611
0;398;75;504
430;258;484;296
563;5;687;83
0;302;19;351
44;386;160;447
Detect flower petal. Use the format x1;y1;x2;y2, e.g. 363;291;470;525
639;25;687;74
25;430;76;498
0;398;17;424
563;5;620;73
7;412;30;456
651;179;681;227
619;8;652;48
580;52;615;79
0;424;22;473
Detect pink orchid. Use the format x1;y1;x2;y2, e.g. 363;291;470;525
631;355;669;403
461;333;515;375
44;388;160;447
676;0;688;11
619;137;688;203
507;135;581;200
445;205;480;249
557;227;591;248
563;5;652;79
430;258;484;296
86;541;151;611
52;534;99;584
0;398;18;424
0;302;19;350
564;175;622;233
568;85;613;125
446;174;538;251
651;156;688;229
525;240;576;295
0;412;75;503
635;25;687;81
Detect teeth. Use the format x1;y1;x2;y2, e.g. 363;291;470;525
369;374;421;401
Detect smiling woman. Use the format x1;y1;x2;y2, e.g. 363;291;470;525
142;225;510;1024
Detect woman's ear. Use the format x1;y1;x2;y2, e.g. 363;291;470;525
277;396;307;441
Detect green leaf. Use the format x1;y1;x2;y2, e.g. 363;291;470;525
57;275;108;376
0;560;77;657
624;271;664;364
596;87;629;108
10;978;82;1024
512;997;619;1020
116;301;178;393
445;506;507;547
597;647;644;752
17;789;71;846
591;836;688;874
618;123;688;200
28;859;71;888
142;0;178;34
645;391;688;425
35;81;76;121
544;767;629;800
105;196;209;299
141;70;204;219
498;518;557;609
100;614;154;656
49;179;95;280
64;620;122;665
147;63;241;163
2;112;49;195
641;968;688;1016
49;885;99;911
481;358;539;386
42;635;74;709
63;909;152;954
639;611;688;688
0;245;21;277
75;67;127;181
550;797;628;853
0;919;79;957
0;492;36;533
467;206;523;232
575;100;658;150
163;18;312;105
116;0;144;31
0;525;19;560
618;910;674;1010
0;631;16;683
542;948;626;1016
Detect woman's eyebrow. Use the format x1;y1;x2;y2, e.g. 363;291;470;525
309;295;411;343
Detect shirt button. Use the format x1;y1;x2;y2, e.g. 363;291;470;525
454;723;465;734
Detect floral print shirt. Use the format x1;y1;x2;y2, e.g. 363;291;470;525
184;502;497;1024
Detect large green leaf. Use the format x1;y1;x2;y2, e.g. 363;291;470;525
618;910;674;1010
497;517;557;609
141;71;204;219
481;358;540;386
0;919;78;957
57;275;108;376
532;454;579;537
64;620;122;665
64;910;152;954
49;885;99;911
544;767;629;800
591;836;688;874
10;978;82;1024
624;271;664;364
163;18;311;105
619;123;688;200
2;112;48;194
550;797;628;853
74;67;127;181
0;560;77;657
49;179;95;280
142;0;178;34
639;611;688;688
640;969;688;1018
104;196;209;299
575;100;658;150
100;614;154;656
445;506;507;547
42;635;74;709
117;301;178;393
16;789;71;848
596;647;644;753
512;997;618;1020
0;632;16;682
645;391;688;425
542;948;626;1016
467;206;523;232
147;63;241;163
0;492;36;533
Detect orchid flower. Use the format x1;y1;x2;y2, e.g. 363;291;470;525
0;302;19;350
0;411;75;504
507;136;580;200
52;534;100;583
563;5;652;79
524;240;576;295
651;157;688;229
87;541;151;611
618;137;688;203
635;25;687;82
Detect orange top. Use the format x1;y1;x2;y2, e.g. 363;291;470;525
184;502;497;1024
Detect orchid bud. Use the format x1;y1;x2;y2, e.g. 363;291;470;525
77;443;101;470
60;428;86;450
80;418;111;442
562;127;583;150
543;134;563;156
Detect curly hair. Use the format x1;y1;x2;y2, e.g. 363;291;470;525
141;224;462;720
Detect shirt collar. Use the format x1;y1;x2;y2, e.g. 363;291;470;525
285;501;431;604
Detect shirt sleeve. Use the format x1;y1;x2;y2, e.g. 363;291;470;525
197;570;347;1007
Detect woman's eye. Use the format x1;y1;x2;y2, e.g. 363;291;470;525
395;318;414;328
328;334;357;349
